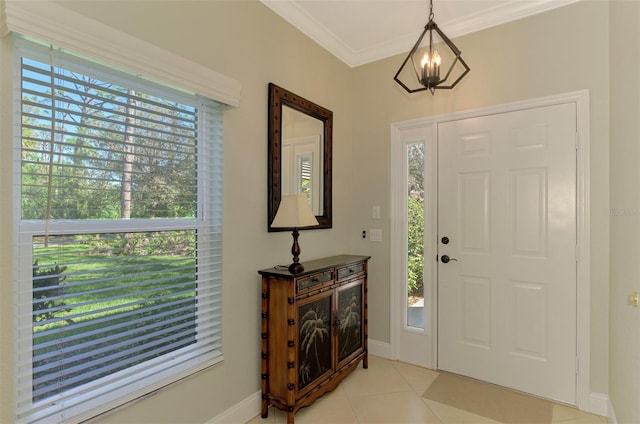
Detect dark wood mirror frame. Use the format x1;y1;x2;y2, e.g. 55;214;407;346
268;83;333;232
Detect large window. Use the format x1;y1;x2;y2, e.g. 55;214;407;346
14;39;223;423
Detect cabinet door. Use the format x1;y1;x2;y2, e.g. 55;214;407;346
297;291;334;392
336;278;364;365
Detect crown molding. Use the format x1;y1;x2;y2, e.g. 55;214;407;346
443;0;581;39
262;0;581;68
260;0;359;66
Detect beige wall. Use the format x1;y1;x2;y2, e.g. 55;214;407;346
0;1;354;422
609;1;640;423
3;0;639;422
350;0;610;399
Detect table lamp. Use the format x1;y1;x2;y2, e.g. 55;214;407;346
271;194;319;274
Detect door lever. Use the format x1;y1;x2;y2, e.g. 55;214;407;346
441;255;458;264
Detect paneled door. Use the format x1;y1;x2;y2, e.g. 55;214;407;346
437;103;577;403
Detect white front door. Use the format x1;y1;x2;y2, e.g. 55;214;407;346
437;103;577;403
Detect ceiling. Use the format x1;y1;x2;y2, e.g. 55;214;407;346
260;0;579;67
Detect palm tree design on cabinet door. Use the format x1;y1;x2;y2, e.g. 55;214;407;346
338;293;361;360
299;303;330;389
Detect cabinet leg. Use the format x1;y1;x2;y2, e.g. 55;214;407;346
286;411;295;424
363;351;368;369
261;400;268;418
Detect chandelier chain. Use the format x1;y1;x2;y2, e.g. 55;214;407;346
428;0;434;22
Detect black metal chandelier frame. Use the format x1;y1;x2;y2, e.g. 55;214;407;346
394;0;470;94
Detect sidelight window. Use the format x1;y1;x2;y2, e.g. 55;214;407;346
407;143;425;329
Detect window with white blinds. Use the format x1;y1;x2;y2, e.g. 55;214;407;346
14;38;224;424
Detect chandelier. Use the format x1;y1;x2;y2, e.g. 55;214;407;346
394;0;470;94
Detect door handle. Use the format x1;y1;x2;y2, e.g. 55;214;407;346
441;255;458;264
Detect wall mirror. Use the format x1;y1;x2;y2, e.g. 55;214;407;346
268;83;332;231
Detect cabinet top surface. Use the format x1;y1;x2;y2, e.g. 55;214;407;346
258;254;370;277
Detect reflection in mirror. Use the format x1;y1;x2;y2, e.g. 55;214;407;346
268;83;332;231
281;106;324;215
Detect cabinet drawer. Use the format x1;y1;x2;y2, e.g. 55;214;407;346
337;262;365;281
296;270;333;293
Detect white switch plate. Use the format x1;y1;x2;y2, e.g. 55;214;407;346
370;229;382;242
372;205;381;219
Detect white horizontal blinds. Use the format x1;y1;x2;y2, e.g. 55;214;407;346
20;44;198;221
31;231;199;401
299;156;312;194
193;100;224;363
15;39;223;424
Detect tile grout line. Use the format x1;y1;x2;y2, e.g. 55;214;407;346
389;360;447;424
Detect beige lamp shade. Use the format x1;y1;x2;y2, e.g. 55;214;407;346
272;194;319;228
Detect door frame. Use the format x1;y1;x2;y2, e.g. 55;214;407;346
389;90;590;410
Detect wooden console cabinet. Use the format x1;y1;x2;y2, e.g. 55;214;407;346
258;255;370;423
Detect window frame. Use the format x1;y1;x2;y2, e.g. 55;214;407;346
13;38;225;424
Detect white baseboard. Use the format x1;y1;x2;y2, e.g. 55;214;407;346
207;349;614;424
606;396;618;424
206;390;261;424
369;339;614;422
368;338;392;359
585;392;609;418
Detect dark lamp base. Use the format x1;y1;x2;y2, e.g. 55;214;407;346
287;228;305;274
288;262;304;274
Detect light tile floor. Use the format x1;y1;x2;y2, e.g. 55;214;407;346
247;355;607;424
